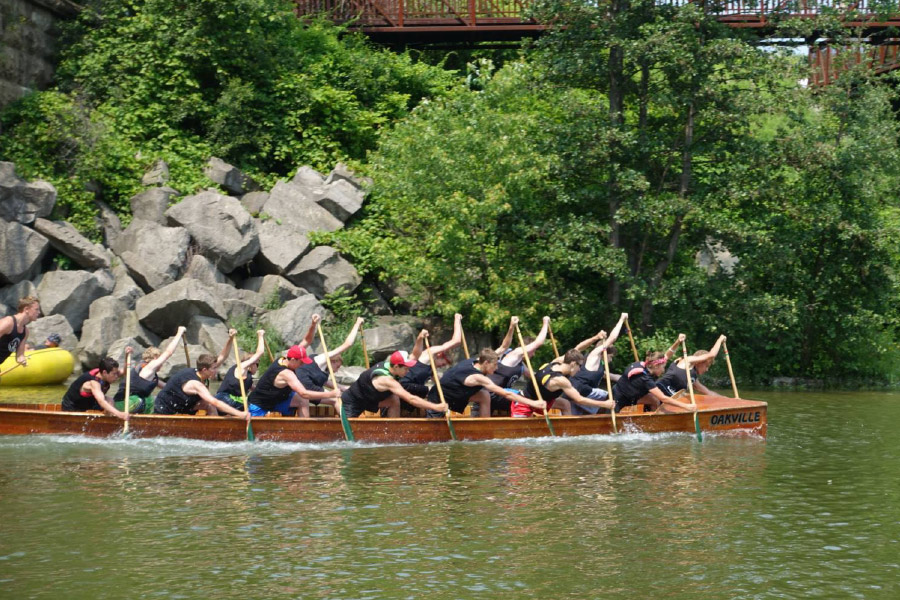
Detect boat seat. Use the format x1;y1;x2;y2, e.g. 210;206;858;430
195;410;208;416
547;408;563;416
359;410;381;418
311;404;336;418
265;412;283;418
619;405;645;415
85;410;104;414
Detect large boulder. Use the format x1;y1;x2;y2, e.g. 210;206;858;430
241;275;305;307
32;218;112;270
285;246;361;299
0;220;49;285
130;187;179;225
310;178;365;223
0;280;37;309
112;218;190;292
156;342;211;380
184;255;229;287
0;162;56;224
135;278;227;337
110;262;144;309
361;316;422;363
206;283;263;321
142;159;170;186
324;162;372;190
292;166;326;188
204;157;260;196
186;315;230;355
260;180;343;235
36;269;115;332
26;314;77;351
94;200;122;248
254;219;311;276
165;190;259;273
240;191;269;216
79;297;159;368
262;294;327;345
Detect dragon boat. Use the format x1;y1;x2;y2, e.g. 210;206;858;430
0;394;766;443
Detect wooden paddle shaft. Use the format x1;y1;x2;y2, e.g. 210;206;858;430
548;324;560;359
123;351;132;434
723;340;739;399
515;323;555;437
264;338;274;363
461;324;470;359
231;339;254;441
681;339;702;442
182;338;191;368
316;323;354;442
602;348;617;434
625;318;640;362
360;327;370;369
425;336;456;440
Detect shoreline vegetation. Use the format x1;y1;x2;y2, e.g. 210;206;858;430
3;0;900;386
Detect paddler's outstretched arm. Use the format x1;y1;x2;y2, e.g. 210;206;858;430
376;376;447;413
466;373;546;411
183;379;249;419
508;316;550;365
299;314;320;348
211;329;238;370
88;380;128;420
495;316;518;355
583;313;628;371
240;330;266;371
327;317;364;358
145;326;188;376
552;377;614;411
410;329;428;361
684;334;727;366
422;313;463;360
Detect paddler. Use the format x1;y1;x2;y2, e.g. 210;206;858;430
563;312;628;415
656;334;727;398
112;326;189;413
399;313;463;400
214;329;267;411
61;356;128;419
295;316;365;403
426;348;540;418
0;296;41;369
612;334;697;412
246;345;341;417
153;329;249;419
512;349;613;417
342;351;447;418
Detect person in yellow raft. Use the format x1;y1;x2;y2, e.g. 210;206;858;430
0;296;41;370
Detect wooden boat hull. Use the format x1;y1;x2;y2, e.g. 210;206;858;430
0;348;75;386
0;395;766;443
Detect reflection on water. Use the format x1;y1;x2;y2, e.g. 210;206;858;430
1;390;899;599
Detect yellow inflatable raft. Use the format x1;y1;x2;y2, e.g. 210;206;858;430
0;348;75;386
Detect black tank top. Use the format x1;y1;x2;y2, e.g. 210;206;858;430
524;363;566;402
153;367;203;414
0;315;26;364
218;364;253;397
401;361;433;387
655;361;697;396
62;371;108;412
342;366;394;407
247;362;292;411
295;359;328;393
612;361;656;410
570;366;605;398
489;360;523;389
426;358;483;405
114;364;159;401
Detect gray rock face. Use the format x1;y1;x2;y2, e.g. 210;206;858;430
241;275;304;306
254;219;311;276
261;180;343;235
262;294;326;345
79;297;159;368
311;178;365;222
240;191;269;216
26;314;76;351
36;269;115;332
335;365;364;386
112;218;190;292
135;278;227;337
130;187;179;225
32;218;111;269
94;200;122;248
156;342;209;380
110;262;144;309
0;279;37;309
186;315;229;356
362;316;422;363
204;157;260;196
165;190;259;273
325;162;372;190
292;166;326;188
0;220;49;285
142;159;170;186
285;246;361;299
184;254;229;286
0;162;56;224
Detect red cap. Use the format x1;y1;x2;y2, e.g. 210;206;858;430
389;350;416;368
287;345;313;364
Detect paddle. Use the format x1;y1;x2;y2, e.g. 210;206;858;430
263;338;275;364
515;323;555;437
723;340;740;399
602;348;617;434
548;323;560;359
122;348;132;436
0;362;24;378
461;322;470;360
231;341;254;442
425;335;457;441
316;323;355;442
182;337;191;368
360;325;370;369
680;339;702;442
625;317;640;363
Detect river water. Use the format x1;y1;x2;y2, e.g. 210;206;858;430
0;388;897;599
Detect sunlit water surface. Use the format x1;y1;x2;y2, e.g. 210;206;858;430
1;388;898;599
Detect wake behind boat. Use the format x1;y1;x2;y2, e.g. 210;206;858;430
0;394;766;444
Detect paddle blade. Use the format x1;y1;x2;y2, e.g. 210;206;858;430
247;421;255;442
694;413;703;442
